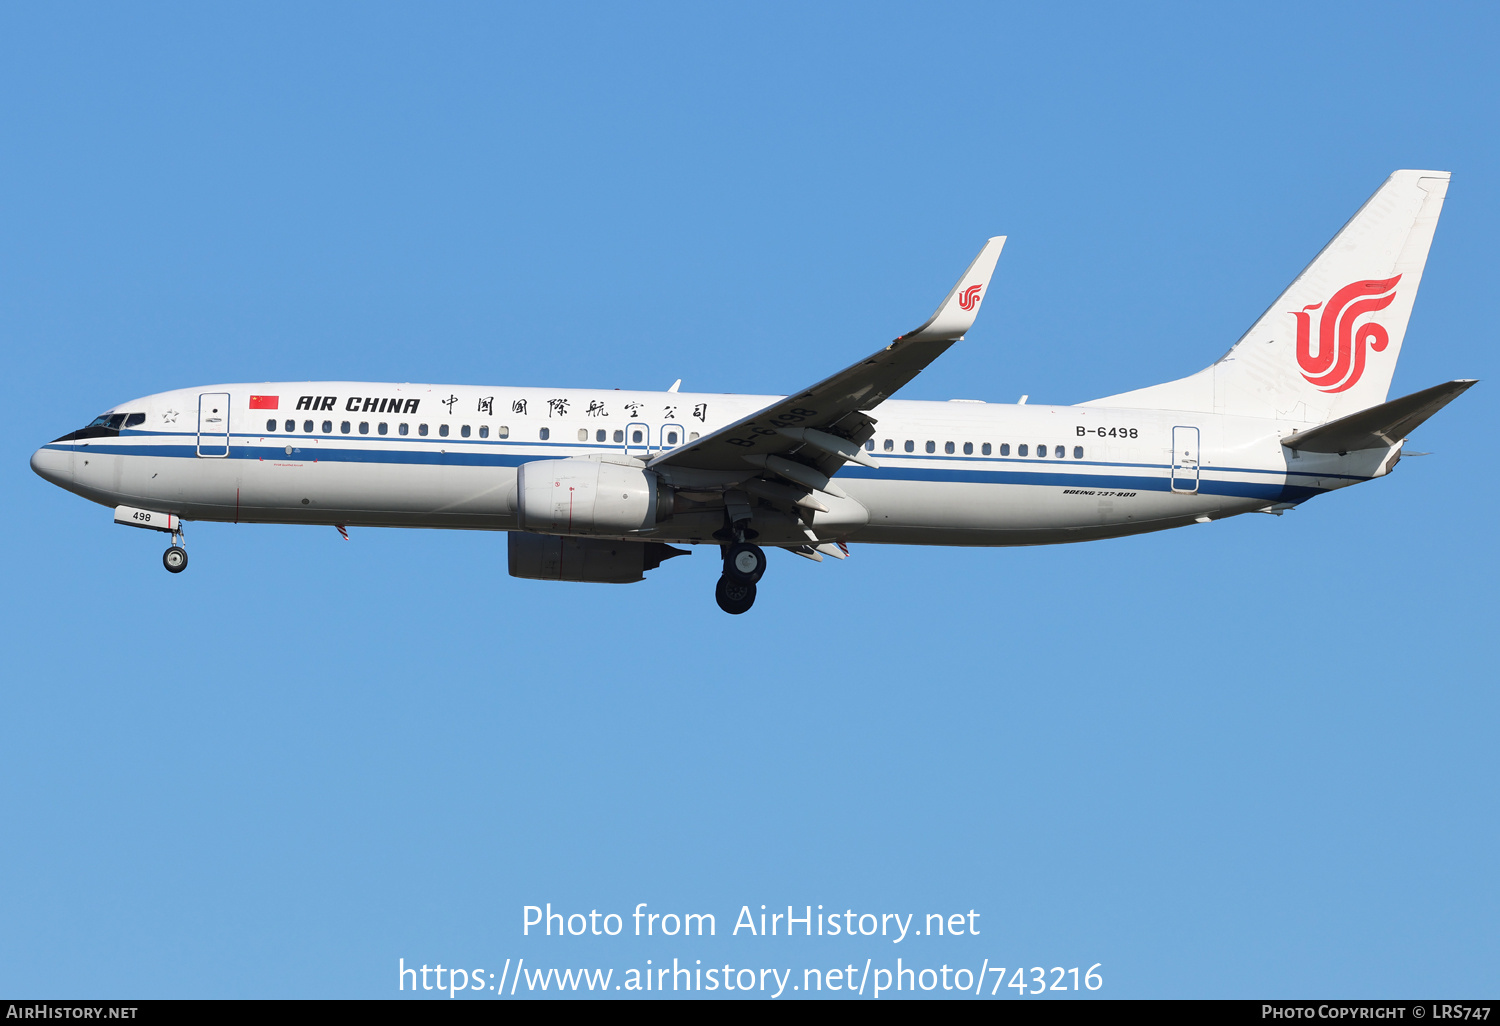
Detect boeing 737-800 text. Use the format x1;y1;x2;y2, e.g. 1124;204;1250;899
31;170;1473;613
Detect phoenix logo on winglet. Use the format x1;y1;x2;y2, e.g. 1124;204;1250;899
1292;276;1402;393
958;284;983;311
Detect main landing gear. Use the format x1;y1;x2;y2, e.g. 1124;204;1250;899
715;530;766;615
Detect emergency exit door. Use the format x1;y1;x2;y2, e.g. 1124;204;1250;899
197;393;230;457
623;422;650;457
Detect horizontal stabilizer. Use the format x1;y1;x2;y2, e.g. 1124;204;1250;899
1281;379;1476;453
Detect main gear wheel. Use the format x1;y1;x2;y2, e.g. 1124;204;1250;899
715;574;756;614
723;542;766;584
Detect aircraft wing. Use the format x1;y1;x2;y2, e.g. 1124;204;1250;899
647;237;1005;491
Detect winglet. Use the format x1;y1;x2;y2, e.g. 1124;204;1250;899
897;236;1006;342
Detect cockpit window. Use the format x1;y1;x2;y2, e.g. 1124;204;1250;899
57;411;141;442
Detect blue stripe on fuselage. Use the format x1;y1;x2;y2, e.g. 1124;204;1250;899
43;438;1331;503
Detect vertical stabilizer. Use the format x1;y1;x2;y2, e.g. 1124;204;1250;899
1087;170;1450;423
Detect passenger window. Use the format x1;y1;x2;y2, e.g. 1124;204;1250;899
322;420;332;433
284;419;295;432
418;424;428;436
613;430;624;443
596;429;606;442
905;440;914;452
540;427;550;440
1055;445;1065;458
999;443;1009;456
303;420;314;432
666;430;679;445
1036;443;1046;457
439;424;449;437
925;441;935;453
944;441;955;454
341;421;351;434
1018;444;1028;456
398;423;409;436
266;419;276;432
378;422;388;435
865;439;874;451
982;442;991;455
883;438;894;452
498;426;509;439
1073;446;1084;459
479;425;489;438
576;428;586;441
124;413;146;428
359;422;370;434
462;425;472;438
632;429;644;443
963;442;973;455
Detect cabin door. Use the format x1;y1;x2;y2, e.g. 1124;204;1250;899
1170;425;1200;493
197;393;230;457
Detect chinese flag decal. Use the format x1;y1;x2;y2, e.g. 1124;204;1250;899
249;395;279;409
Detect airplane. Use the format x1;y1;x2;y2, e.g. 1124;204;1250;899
31;170;1473;614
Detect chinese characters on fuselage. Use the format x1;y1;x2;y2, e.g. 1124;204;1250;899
290;394;707;422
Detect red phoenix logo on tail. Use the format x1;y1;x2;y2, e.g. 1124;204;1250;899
1291;276;1401;393
958;283;983;311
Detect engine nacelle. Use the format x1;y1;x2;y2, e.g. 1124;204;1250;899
517;456;670;535
507;532;687;584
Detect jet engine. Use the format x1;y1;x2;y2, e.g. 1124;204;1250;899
516;456;672;535
507;532;687;583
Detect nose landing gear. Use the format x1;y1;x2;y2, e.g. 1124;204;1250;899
112;506;190;574
162;523;188;574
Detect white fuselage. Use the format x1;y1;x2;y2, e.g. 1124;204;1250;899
30;381;1395;548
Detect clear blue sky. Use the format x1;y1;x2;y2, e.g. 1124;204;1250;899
2;1;1495;999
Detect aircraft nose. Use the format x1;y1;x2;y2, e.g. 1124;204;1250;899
31;445;73;487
